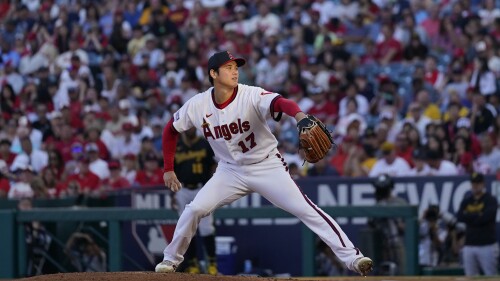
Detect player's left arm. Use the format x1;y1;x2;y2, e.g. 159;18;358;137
271;96;307;123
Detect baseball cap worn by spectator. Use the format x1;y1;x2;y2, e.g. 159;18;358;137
380;142;395;154
85;143;99;153
412;148;427;160
108;161;121;170
471;172;484;183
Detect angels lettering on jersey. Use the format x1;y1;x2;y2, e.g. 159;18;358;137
172;85;281;165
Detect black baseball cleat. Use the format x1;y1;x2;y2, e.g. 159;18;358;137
354;257;373;276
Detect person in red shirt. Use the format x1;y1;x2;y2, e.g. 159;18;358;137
307;86;338;126
374;24;403;65
168;0;190;27
48;123;80;162
0;139;16;166
0;161;10;198
63;156;100;196
395;133;414;167
103;161;131;190
134;152;164;187
330;136;358;175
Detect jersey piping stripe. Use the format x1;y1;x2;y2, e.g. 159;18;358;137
275;153;347;247
211;86;238;109
298;186;347;247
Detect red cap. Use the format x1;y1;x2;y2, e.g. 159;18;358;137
108;161;121;169
122;122;134;131
124;153;136;160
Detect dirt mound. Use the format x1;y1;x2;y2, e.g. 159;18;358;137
15;272;303;281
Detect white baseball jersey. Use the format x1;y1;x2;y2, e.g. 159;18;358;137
172;84;280;165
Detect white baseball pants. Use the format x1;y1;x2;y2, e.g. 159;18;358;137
163;150;365;271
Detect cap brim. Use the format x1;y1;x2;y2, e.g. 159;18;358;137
221;58;246;68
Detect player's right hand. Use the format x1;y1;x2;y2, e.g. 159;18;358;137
163;171;182;192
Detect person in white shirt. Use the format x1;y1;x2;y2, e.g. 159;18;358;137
403;103;432;144
255;50;289;93
85;143;110;180
10;116;43;153
338;84;369;118
121;153;138;185
369;142;411;177
427;149;458;176
11;137;48;174
248;3;281;37
409;148;431;176
8;164;35;199
110;123;141;159
476;134;500;174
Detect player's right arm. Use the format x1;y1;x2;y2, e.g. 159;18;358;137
162;118;182;192
162;98;197;192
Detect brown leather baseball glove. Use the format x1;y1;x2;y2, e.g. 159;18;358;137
297;115;334;163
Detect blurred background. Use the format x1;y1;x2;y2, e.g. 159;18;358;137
1;0;500;279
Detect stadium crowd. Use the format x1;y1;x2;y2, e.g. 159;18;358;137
0;0;500;200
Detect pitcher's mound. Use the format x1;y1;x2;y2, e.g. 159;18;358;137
16;272;298;281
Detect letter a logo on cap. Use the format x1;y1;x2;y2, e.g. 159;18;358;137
227;51;235;59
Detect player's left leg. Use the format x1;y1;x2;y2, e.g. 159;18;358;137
246;152;372;275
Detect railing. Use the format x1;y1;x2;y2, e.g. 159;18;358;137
0;205;418;278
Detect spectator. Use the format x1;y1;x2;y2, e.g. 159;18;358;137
85;143;110;181
457;172;498;276
65;232;106;272
134;152;163;187
415;89;441;121
11;136;48;174
394;132;414;167
121;153;138;186
426;147;459;176
409;148;431;176
403;102;432;143
307;157;339;177
470;91;495;135
0;139;16;167
476;134;500;174
31;104;54;142
110;122;141;159
10;116;43;153
64;157;100;197
255;50;289;92
403;33;429;62
0;160;10;198
374;24;403;65
307;85;338;126
8;164;35;199
338;83;369;117
103;160;131;190
369;142;411;177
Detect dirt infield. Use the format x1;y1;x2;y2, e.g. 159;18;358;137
13;272;483;281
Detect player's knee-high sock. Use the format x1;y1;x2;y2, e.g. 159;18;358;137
203;234;216;259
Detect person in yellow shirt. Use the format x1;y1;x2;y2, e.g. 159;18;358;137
139;0;169;26
416;89;441;120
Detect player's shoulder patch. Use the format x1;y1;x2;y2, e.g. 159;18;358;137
174;111;180;121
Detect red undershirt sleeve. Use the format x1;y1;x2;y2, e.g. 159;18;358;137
162;118;179;172
272;96;303;117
